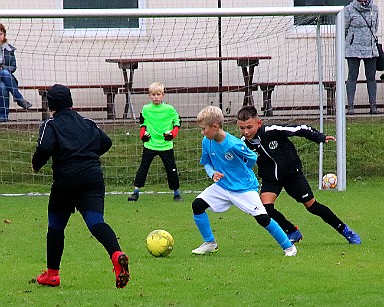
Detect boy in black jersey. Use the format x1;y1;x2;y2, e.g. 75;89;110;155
32;84;130;288
236;105;361;245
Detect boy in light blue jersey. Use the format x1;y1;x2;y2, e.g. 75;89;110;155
191;106;297;256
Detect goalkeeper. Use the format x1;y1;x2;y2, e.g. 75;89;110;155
128;82;182;202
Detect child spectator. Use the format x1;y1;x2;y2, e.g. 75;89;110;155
236;105;361;244
32;84;130;288
128;82;182;201
191;106;297;256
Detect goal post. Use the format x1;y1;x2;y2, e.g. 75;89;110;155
0;6;346;191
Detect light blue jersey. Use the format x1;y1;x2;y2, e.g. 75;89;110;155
200;132;259;192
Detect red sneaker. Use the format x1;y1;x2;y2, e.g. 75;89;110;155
36;270;60;287
111;251;130;289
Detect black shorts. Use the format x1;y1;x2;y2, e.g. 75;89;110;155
260;171;314;203
48;179;105;215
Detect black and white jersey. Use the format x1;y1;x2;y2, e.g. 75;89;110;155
242;124;326;181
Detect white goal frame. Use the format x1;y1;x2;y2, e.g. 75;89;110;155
2;6;347;191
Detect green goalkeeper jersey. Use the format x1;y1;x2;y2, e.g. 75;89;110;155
140;102;181;151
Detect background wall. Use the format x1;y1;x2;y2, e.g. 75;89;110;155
1;1;383;120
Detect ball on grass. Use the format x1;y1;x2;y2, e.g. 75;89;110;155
322;173;337;189
146;229;174;257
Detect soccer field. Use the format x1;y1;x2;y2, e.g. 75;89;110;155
0;179;383;306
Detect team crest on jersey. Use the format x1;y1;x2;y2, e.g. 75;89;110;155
269;141;278;149
224;151;234;160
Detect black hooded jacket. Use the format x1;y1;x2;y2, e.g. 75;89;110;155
32;108;112;182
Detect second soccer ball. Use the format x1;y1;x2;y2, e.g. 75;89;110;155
322;173;337;189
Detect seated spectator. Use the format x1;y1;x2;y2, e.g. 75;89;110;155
0;23;32;122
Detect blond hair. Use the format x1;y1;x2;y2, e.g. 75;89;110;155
197;106;224;128
148;82;165;94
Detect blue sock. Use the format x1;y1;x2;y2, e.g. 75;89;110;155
174;189;180;196
133;188;140;195
193;212;215;242
265;218;292;249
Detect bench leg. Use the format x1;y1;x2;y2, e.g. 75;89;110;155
39;90;50;120
325;88;336;115
260;85;274;117
106;93;116;120
241;66;255;106
323;83;336;115
238;59;259;106
123;90;136;120
122;67;136;120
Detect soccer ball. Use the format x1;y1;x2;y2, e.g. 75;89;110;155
146;229;174;257
322;173;337;189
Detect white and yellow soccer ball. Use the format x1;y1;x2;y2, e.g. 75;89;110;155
146;229;174;257
322;173;337;189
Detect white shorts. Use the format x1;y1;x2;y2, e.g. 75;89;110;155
197;184;266;216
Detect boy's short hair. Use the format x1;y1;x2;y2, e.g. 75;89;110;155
197;106;224;127
148;82;165;94
237;105;258;121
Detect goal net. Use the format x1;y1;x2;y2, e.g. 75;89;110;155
0;7;345;192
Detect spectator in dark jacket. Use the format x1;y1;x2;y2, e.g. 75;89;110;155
32;84;130;288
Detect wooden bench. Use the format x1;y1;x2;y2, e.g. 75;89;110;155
102;85;258;120
254;81;337;117
255;80;384;117
12;84;124;120
106;56;271;119
323;80;384;114
106;85;256;96
11;84;256;121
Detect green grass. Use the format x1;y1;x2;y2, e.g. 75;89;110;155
1;178;383;306
1;117;384;192
0;116;383;305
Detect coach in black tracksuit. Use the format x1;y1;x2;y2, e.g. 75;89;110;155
32;84;129;288
236;105;361;244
